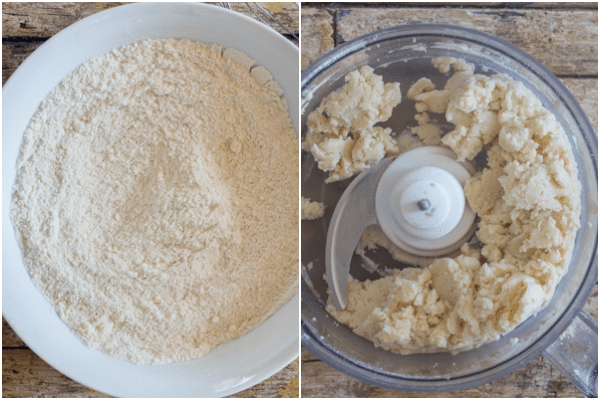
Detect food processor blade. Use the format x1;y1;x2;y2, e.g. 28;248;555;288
325;157;394;311
326;146;476;311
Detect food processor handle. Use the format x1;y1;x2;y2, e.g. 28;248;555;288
542;309;598;398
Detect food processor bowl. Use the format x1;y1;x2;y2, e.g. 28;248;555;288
301;24;597;395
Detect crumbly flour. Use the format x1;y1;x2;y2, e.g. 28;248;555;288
11;39;299;364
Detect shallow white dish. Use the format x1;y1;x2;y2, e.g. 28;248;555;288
2;3;299;398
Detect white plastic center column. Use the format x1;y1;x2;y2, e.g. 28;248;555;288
375;147;476;257
391;165;464;239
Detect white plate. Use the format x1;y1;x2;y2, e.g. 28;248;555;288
2;3;299;398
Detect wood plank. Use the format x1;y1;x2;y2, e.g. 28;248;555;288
229;2;299;38
2;349;111;398
333;7;597;77
300;8;334;70
300;347;585;398
2;2;298;38
298;10;598;133
561;78;599;131
2;318;26;348
2;2;129;38
304;3;599;9
2;2;298;85
2;344;299;398
2;41;43;85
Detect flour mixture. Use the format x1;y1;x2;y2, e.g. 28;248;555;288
11;39;298;364
302;59;581;354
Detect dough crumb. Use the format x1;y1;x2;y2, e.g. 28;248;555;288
223;47;256;70
411;112;443;145
302;66;401;183
302;197;325;220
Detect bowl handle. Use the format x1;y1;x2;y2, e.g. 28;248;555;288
542;309;598;397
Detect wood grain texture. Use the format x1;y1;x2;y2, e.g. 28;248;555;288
2;345;299;399
3;350;109;398
1;2;298;38
301;348;584;398
2;41;43;85
2;2;129;37
3;2;299;398
304;3;599;9
301;5;599;77
2;2;299;85
228;2;299;38
334;7;597;77
300;7;334;70
300;2;598;398
2;318;25;348
561;77;599;131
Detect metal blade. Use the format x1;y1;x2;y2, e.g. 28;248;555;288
326;157;394;310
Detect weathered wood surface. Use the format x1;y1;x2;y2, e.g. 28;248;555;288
2;2;299;85
1;2;298;38
2;318;300;398
301;346;583;398
2;342;299;398
300;2;598;398
2;2;299;398
304;3;599;9
301;5;597;76
300;7;333;71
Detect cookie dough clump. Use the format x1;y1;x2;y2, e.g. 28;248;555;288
324;58;581;354
302;66;401;183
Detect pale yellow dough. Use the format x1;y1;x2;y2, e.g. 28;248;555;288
302;66;401;183
301;197;325;220
326;58;581;354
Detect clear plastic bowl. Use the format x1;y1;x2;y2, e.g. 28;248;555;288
301;24;597;395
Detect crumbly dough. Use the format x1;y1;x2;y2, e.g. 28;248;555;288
301;197;325;220
410;112;443;145
302;66;401;183
326;58;581;354
11;39;298;364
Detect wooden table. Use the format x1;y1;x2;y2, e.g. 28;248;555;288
300;2;598;398
2;2;299;398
